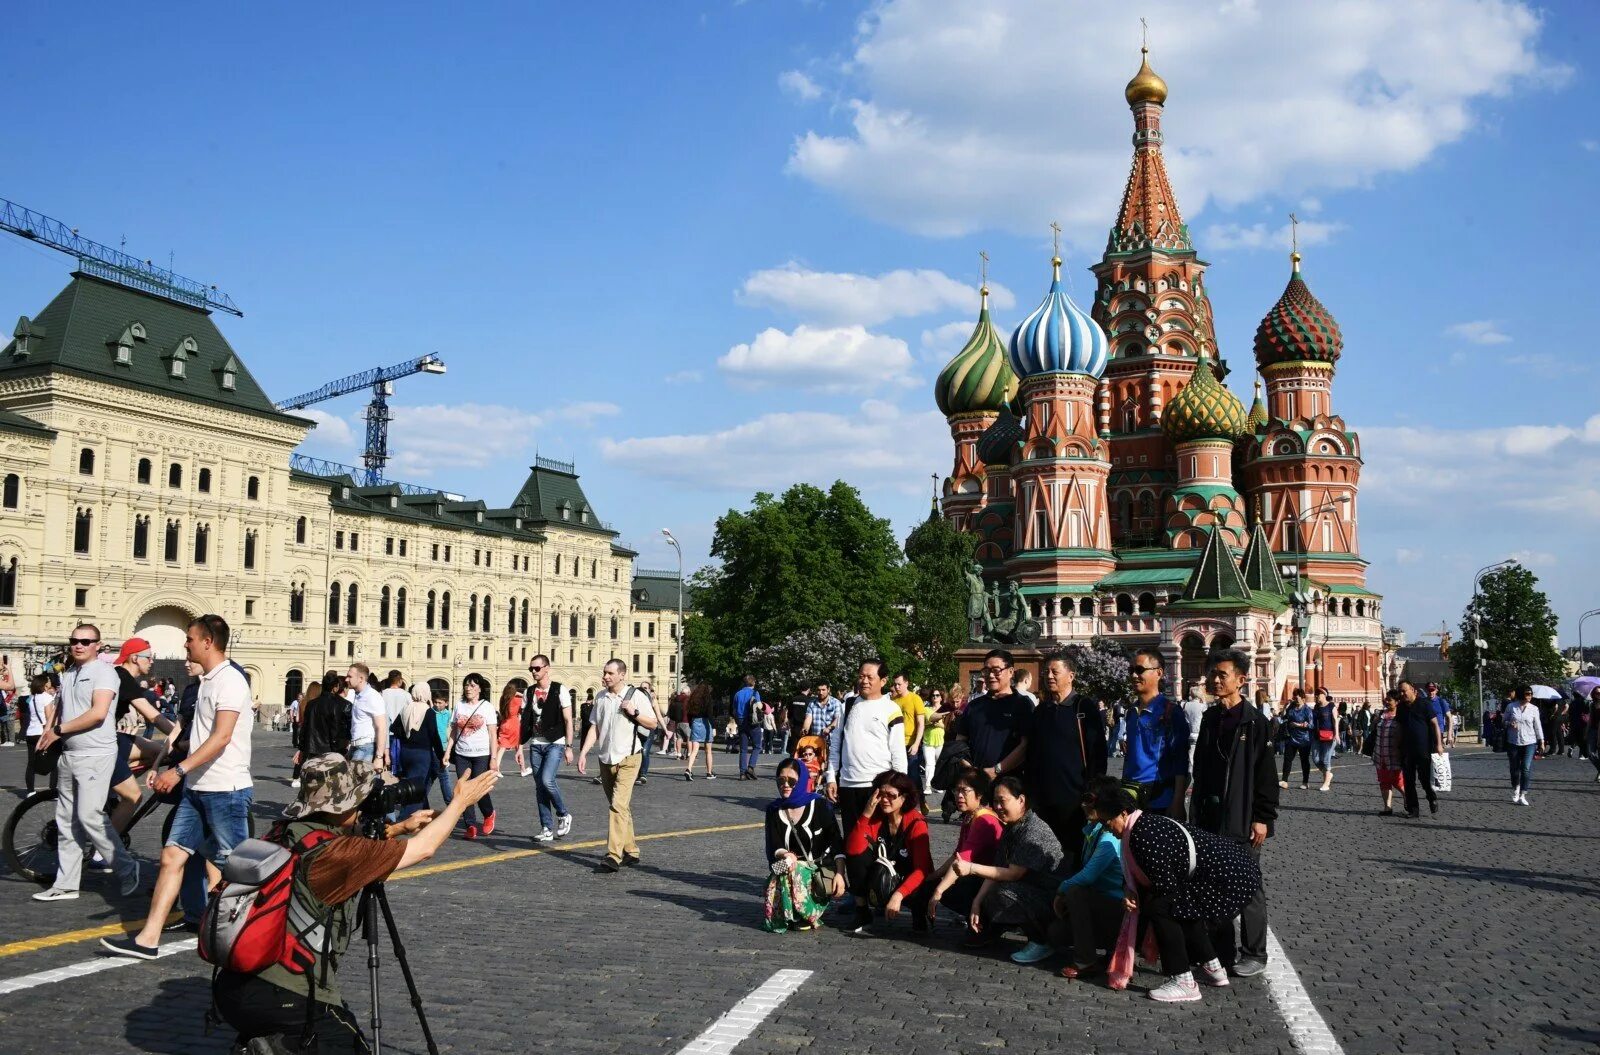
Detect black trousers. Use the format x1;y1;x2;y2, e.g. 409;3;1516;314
213;972;367;1053
1206;840;1267;966
835;786;874;837
23;734;41;793
1148;906;1218;976
845;850;931;925
1033;801;1086;869
936;874;983;917
1046;885;1124;967
1401;751;1437;815
1281;743;1311;784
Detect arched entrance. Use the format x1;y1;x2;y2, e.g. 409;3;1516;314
1179;632;1208;691
284;669;304;708
135;604;194;687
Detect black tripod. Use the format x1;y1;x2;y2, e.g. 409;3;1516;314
355;881;439;1055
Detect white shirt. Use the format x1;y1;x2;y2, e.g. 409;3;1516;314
189;662;253;792
1504;702;1544;747
381;687;411;726
25;691;53;737
452;699;496;757
591;686;645;766
832;695;909;787
1181;698;1206;742
348;684;386;745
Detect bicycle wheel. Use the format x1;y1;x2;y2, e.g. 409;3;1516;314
4;791;61;885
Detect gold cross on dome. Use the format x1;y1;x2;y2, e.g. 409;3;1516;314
979;249;989;290
1289;212;1300;254
1050;221;1062;259
1141;17;1149;51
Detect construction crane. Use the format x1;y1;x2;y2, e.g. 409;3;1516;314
277;356;447;486
0;196;242;316
1420;621;1453;660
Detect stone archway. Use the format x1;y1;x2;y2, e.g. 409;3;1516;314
134;604;194;685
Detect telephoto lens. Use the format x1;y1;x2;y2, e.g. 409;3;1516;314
361;777;429;822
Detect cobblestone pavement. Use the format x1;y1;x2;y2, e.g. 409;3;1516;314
0;734;1594;1054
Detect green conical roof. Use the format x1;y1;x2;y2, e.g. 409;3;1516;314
1178;525;1251;604
1247;377;1268;431
1161;354;1247;443
1238;522;1285;595
935;290;1018;417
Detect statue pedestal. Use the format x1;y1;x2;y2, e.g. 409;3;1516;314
954;643;1046;700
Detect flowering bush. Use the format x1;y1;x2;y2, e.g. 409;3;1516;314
745;621;880;698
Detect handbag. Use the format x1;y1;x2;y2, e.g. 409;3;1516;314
31;699;61;778
1317;728;1336;742
1430;752;1453;792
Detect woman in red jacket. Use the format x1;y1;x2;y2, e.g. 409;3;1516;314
844;770;934;937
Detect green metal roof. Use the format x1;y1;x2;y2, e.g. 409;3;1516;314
0;407;53;437
511;456;616;537
1238;523;1287;595
631;572;683;610
1;273;299;422
1325;583;1381;596
1175;526;1251;604
1098;566;1194;588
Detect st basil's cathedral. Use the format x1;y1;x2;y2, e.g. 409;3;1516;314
935;48;1385;702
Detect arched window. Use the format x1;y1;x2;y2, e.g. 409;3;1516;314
610;616;619;640
1115;594;1134;616
132;515;149;559
164;519;181;562
1138;592;1156;615
396;587;407;628
73;508;92;554
0;556;17;607
587;614;596;638
482;595;492;631
136;459;151;485
1138;493;1155;518
1079;597;1094;617
346;583;359;625
468;593;478;633
569;613;579;637
520;598;529;636
440;591;451;630
426;590;436;630
380;585;392;627
198;467;212;493
329;581;342;624
78;448;95;475
247;476;260;500
290;584;305;623
2;473;16;508
194;524;210;565
550;611;560;637
295;516;307;544
507;598;516;635
554;555;561;575
591;560;597;579
168;462;183;488
243;530;257;569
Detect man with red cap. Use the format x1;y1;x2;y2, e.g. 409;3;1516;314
105;638;177;836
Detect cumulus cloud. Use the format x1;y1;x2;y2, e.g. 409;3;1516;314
778;69;823;101
1204;218;1345;252
299;408;356;448
920;320;977;363
664;369;704;384
786;0;1565;241
599;399;950;495
368;400;618;478
718;324;916;391
738;262;1013;326
1445;320;1512;345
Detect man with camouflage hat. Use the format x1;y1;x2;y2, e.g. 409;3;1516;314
208;753;498;1051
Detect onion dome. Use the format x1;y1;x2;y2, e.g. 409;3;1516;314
1162;355;1247;443
976;400;1025;467
1253;253;1343;369
1008;257;1110;380
935;288;1019;417
1125;47;1168;106
1246;378;1268;430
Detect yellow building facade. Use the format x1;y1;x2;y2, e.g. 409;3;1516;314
0;272;681;709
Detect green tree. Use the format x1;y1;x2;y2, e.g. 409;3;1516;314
1448;562;1563;702
682;482;906;692
1066;637;1133;708
897;504;977;691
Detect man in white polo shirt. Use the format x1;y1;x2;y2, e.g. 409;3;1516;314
577;659;658;873
104;614;253;959
346;662;388;769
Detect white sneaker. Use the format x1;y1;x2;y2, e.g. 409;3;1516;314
1519;793;1531;806
1196;959;1230;987
33;887;79;902
290;779;301;789
1511;790;1521;803
534;828;554;843
520;767;533;777
555;814;573;838
1149;973;1201;1002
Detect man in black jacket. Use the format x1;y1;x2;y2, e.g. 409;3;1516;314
1000;650;1107;862
1190;648;1279;979
519;655;573;842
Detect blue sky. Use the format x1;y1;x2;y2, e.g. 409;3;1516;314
5;0;1598;645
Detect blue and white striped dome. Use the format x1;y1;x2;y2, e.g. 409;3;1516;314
1008;259;1110;379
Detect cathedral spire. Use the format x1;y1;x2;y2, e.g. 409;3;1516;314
1110;42;1188;256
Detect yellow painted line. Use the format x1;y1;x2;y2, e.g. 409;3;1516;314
0;821;762;960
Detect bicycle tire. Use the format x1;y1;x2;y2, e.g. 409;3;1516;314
4;791;61;885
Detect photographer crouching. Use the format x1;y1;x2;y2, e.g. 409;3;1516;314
212;753;499;1053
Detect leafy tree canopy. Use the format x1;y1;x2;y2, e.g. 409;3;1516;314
897;503;977;692
1447;562;1564;702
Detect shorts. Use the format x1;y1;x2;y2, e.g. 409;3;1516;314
348;741;376;762
112;731;135;786
1376;767;1404;792
690;718;712;743
166;785;253;866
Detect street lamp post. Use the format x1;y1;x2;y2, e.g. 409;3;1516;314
1579;608;1600;678
661;529;684;696
1471;559;1515;719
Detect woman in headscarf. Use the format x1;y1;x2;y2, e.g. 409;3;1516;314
1117;808;1262;1002
958;776;1065;962
392;682;448;819
762;757;845;932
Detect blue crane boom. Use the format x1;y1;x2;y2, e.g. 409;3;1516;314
0;196;243;317
277;355;446;487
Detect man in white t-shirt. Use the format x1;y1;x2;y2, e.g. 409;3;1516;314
106;614;255;959
577;659;658;872
346;662;388;769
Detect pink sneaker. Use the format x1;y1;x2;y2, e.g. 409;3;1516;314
1196;959;1230;987
1149;974;1201;1002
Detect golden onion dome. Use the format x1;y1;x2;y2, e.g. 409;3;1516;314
1125;47;1168;107
1162;354;1247;443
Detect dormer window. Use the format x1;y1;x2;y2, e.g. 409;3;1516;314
389;496;398;509
11;316;43;359
166;336;198;379
475;511;483;524
218;354;240;392
129;322;146;341
109;328;135;365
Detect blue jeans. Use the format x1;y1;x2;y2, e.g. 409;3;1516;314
435;756;456;804
1311;741;1336;770
528;742;569;831
738;727;764;772
166;786;253;867
639;730;656;777
1508;743;1536;791
395;746;439;820
348;742;376;762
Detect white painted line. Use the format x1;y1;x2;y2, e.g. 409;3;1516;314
0;938;197;996
1263;928;1346;1055
675;968;812;1055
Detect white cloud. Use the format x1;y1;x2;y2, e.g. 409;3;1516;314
920;320;977;363
1394;547;1422;566
300;408;356;448
738;261;1013;326
718;324;916;391
778;69;823;102
1582;139;1599;153
1203;218;1345;252
1509;549;1556;568
554;401;621;420
1445;320;1512;345
385;403;541;477
786;0;1565;240
664;369;704;384
600;400;949;495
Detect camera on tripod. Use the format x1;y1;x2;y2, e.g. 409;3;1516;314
358;777;428;832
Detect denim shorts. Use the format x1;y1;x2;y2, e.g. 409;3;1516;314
166;785;253;866
348;742;376;762
689;718;712;743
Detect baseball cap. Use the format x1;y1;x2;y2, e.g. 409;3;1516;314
116;637;154;664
